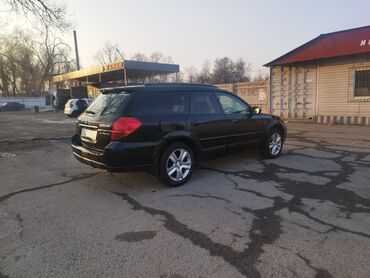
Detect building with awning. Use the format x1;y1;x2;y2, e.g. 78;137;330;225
52;59;180;88
50;59;179;106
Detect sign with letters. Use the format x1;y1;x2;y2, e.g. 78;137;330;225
102;61;124;72
360;39;370;47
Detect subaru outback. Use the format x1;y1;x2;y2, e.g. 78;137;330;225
71;83;287;186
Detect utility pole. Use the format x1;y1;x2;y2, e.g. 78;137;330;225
115;48;127;85
73;31;80;70
115;48;124;61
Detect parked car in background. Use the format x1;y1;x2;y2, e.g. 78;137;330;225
71;83;287;186
64;98;93;117
0;102;26;111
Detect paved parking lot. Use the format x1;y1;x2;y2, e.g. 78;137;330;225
1;111;370;278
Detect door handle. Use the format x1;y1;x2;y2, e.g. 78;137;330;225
191;121;201;126
232;119;240;124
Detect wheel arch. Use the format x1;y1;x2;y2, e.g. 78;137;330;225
259;122;285;159
260;120;285;148
152;132;201;176
264;120;286;141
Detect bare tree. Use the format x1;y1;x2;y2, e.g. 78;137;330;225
0;56;9;95
2;0;69;30
159;55;173;64
130;51;172;63
196;60;212;84
149;52;163;63
212;57;234;84
93;41;124;65
131;52;148;62
184;66;198;83
212;57;251;84
15;42;36;96
168;72;184;83
0;28;74;96
149;51;173;63
232;58;251;83
0;37;20;96
29;27;74;92
253;70;270;81
127;51;175;84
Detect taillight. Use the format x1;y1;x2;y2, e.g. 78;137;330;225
111;117;142;141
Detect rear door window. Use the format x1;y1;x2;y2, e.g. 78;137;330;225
190;92;221;115
134;92;189;115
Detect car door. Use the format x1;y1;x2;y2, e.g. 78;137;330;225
188;91;230;156
215;92;263;149
8;102;16;111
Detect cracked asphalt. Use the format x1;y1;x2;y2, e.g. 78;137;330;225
0;111;370;278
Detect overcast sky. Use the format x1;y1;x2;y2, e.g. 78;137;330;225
62;0;370;75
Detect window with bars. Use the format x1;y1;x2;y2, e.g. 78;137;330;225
354;69;370;97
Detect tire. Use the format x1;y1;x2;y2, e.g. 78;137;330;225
71;110;79;117
158;142;195;186
260;128;283;159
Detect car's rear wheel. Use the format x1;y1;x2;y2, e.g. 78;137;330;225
71;110;79;117
159;142;194;186
261;128;283;159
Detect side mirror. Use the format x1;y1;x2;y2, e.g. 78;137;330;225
253;107;262;115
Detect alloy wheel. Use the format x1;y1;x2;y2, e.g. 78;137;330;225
269;132;282;156
166;148;192;182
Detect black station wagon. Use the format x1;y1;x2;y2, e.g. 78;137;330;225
71;83;287;186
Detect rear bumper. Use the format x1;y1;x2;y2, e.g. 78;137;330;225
72;143;113;170
71;135;155;172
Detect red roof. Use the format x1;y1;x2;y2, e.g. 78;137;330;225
264;26;370;67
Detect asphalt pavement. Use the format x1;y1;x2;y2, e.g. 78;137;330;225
0;111;370;278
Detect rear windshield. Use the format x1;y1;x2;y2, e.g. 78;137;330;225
85;91;131;116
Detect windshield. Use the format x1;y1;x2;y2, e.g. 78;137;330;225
84;91;130;116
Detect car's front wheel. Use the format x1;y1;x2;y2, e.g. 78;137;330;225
159;142;194;186
261;128;283;159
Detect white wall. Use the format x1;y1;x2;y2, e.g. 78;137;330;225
0;97;47;108
317;55;370;117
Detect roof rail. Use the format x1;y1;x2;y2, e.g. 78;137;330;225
144;82;216;87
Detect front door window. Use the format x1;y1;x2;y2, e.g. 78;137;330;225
216;93;249;115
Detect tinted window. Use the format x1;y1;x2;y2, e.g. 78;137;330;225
354;69;370;97
135;92;188;115
85;91;131;116
216;92;249;115
190;92;221;115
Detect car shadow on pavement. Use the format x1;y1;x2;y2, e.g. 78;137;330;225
94;147;277;193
